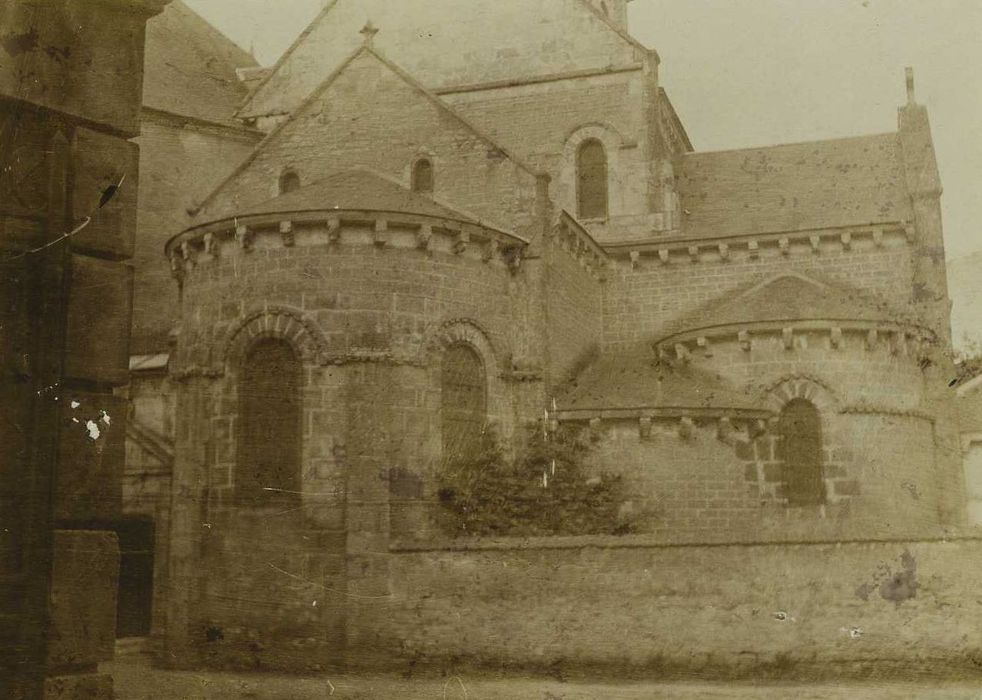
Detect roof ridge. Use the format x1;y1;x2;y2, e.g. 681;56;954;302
193;43;367;217
654;271;913;343
733;271;831;302
684;131;899;159
235;0;341;116
173;0;258;68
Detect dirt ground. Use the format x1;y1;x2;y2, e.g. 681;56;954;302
107;655;982;700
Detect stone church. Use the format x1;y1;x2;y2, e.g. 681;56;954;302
129;0;976;676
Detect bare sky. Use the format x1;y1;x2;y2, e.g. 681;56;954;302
185;0;981;260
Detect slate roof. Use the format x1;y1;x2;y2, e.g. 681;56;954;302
657;274;915;342
143;1;258;127
675;133;912;240
232;169;479;223
558;352;764;414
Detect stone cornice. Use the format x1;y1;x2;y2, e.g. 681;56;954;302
546;213;610;281
654;321;934;360
839;404;934;421
555;406;770;422
605;222;912;270
435;63;644;96
166;209;529;277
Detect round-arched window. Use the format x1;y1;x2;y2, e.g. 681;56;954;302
237;338;302;506
441;344;486;463
776;398;825;506
411;158;434;193
279;170;301;195
576;139;608;220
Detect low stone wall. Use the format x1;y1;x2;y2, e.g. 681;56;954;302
374;535;982;679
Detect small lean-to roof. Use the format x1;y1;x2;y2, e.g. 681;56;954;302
143;1;258;128
232;169;479;223
558;352;763;415
657;273;915;342
676;133;912;240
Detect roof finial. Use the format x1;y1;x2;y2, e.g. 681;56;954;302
905;66;916;105
360;20;379;48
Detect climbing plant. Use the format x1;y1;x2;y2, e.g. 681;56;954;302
436;422;633;537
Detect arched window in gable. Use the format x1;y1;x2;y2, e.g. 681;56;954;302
279;170;300;195
441;343;486;463
411;158;434;193
237;338;302;506
576;138;608;220
776;398;825;506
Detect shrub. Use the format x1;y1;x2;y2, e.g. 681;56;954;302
436;422;633;537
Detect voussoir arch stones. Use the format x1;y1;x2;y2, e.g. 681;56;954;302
220;306;330;370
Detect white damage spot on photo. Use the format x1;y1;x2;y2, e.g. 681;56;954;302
84;419;101;441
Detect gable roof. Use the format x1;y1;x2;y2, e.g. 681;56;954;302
143;1;258;128
195;44;542;219
558;351;765;415
675;133;912;240
237;0;647;120
657;273;917;342
232;169;479;223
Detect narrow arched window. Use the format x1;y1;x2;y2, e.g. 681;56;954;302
279;170;300;195
776;399;825;506
577;139;608;220
441;344;486;463
411;158;434;193
237;338;302;506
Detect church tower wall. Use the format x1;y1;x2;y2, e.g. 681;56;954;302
442;68;663;243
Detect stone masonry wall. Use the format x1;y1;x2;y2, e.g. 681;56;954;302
240;0;642;120
199;51;542;238
588;412;940;544
165;223;536;668
584;330;940;541
442;70;654;241
603;232;915;350
133;116;259;354
380;537;982;677
540;236;604;390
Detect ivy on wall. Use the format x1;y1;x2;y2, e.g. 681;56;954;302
436;423;634;537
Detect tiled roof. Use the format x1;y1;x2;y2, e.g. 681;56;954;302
657;274;913;341
676;133;912;239
233;169;478;223
558;352;762;414
143;1;257;127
